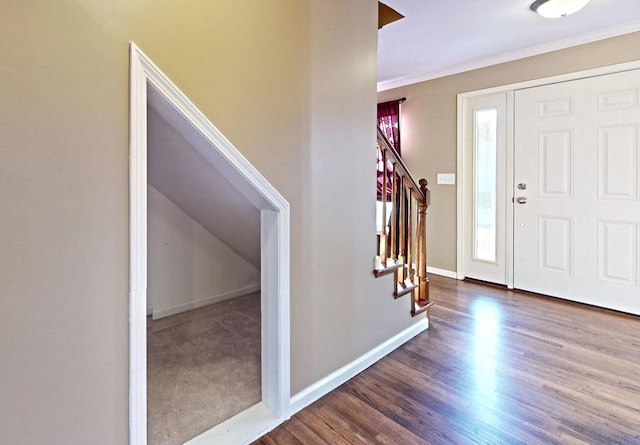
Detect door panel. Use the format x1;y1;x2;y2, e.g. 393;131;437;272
598;125;638;199
514;69;640;315
538;216;572;274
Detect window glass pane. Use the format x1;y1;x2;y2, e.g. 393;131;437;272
474;109;498;262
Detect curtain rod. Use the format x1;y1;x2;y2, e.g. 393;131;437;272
378;97;406;106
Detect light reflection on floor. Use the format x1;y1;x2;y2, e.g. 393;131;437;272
471;298;501;423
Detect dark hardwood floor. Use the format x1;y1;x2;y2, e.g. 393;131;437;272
254;275;640;444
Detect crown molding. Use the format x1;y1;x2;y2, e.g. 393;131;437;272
377;19;640;92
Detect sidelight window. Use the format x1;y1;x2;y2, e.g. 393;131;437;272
473;108;498;263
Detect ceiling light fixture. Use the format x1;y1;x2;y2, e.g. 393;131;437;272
530;0;591;18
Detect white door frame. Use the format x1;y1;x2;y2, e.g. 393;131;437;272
457;59;640;285
129;43;291;445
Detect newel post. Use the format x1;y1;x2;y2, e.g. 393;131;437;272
417;179;431;308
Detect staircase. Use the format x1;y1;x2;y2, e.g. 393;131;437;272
374;127;434;319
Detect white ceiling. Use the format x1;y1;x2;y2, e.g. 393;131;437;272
377;0;640;91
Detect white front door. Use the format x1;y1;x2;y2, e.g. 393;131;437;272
514;69;640;315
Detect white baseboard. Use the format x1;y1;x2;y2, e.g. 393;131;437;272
427;266;458;279
289;318;429;415
152;284;261;319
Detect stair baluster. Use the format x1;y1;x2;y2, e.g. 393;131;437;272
374;127;433;318
379;149;388;266
389;164;397;265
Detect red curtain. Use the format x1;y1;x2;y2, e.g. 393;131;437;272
377;100;402;200
377;100;401;153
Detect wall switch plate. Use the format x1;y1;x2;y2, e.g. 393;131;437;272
437;173;456;185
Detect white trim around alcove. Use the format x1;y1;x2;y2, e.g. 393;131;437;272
129;42;291;445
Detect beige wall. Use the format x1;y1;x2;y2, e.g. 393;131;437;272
0;1;417;443
147;186;260;318
295;0;420;385
378;32;640;272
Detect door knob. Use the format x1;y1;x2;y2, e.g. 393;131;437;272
516;197;527;204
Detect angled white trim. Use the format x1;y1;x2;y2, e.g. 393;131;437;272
289;319;428;415
133;48;287;212
378;20;640;91
129;42;291;445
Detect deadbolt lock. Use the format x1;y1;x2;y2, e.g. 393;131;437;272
518;183;527;190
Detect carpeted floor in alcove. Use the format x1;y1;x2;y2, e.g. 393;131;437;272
147;292;261;445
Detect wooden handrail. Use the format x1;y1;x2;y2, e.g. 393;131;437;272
377;127;425;203
376;127;433;318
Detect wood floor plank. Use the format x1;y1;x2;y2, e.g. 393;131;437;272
254;275;640;444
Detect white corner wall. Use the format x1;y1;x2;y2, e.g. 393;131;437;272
147;185;260;319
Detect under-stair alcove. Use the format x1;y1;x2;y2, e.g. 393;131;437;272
129;43;291;445
146;97;263;443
